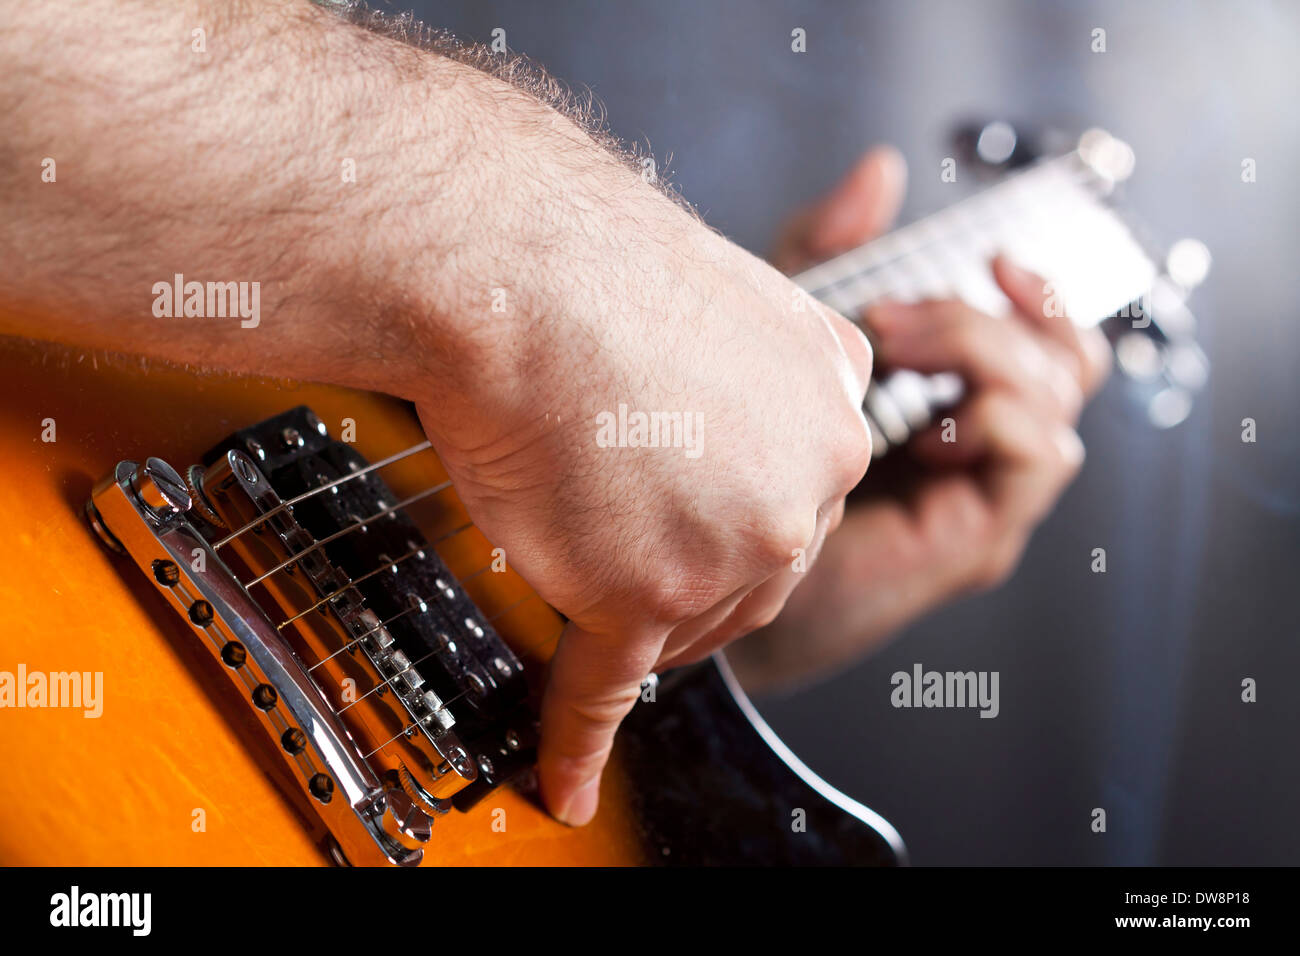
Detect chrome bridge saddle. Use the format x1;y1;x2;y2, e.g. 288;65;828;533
86;407;535;866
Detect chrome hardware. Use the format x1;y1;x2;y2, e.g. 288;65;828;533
133;457;191;516
184;464;227;528
89;406;538;861
203;449;478;801
378;788;434;850
1077;127;1136;185
89;458;434;866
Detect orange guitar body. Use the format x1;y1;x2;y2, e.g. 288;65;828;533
0;337;646;866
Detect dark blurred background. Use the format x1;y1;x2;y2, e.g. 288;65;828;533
398;0;1299;864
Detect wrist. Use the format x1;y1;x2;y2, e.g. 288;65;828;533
365;61;694;411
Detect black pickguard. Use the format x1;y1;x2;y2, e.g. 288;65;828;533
620;660;902;865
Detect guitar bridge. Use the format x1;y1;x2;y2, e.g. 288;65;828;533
85;407;537;866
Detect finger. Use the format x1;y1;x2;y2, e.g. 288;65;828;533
806;146;908;255
868;299;1079;418
993;257;1112;398
657;504;834;671
824;496;846;536
538;622;662;826
772;145;908;272
911;391;1085;529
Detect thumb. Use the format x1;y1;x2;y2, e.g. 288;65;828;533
808;144;907;254
538;621;658;826
772;145;908;273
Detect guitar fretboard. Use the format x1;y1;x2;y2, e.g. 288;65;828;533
794;147;1160;455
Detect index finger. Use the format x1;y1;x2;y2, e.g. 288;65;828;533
537;622;662;826
992;256;1113;398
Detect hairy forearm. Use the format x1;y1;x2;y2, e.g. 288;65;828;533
0;0;682;404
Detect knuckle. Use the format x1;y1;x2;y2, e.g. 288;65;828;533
751;505;817;571
641;574;720;626
846;320;874;377
934;298;975;325
833;410;874;492
952;319;986;356
748;600;785;631
564;684;643;734
722;593;783;641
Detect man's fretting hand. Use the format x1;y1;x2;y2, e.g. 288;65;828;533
730;147;1111;693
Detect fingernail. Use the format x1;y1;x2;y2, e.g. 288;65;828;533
555;776;601;827
1053;427;1086;467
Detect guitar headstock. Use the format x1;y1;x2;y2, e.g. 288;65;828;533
956;120;1210;430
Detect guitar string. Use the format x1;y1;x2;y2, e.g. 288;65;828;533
274;528;469;629
826;162;1109;452
793;160;1077;294
818;162;1104;318
305;574;534;703
212;439;434;550
335;591;549;718
338;604;559;755
287;575;544;731
794;152;1095;301
306;602;424;672
336;646;442;714
304;563;495;673
243;478;454;587
360;623;565;762
231;457;547;709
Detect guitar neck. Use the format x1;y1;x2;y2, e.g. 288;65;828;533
793;130;1207;454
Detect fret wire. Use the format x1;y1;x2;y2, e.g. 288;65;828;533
796;157;1098;303
212;439;434;550
793;155;1078;294
244;478;454;587
829;166;1102;318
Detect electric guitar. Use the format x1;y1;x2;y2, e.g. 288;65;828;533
0;124;1205;866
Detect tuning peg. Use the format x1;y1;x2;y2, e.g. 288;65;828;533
1165;238;1212;291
